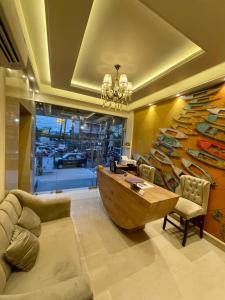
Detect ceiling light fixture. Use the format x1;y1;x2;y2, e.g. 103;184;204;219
29;76;34;81
176;93;180;97
35;89;39;93
101;64;132;110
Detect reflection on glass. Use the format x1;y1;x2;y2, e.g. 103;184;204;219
34;103;125;193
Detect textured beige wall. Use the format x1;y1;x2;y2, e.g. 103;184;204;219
18;111;34;192
132;98;186;155
0;68;6;200
5;97;35;192
5;98;20;191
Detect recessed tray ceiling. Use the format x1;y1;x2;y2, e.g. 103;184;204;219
71;0;203;93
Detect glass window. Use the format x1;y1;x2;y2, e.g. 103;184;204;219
34;102;125;193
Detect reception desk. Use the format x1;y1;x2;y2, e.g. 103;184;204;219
98;169;179;231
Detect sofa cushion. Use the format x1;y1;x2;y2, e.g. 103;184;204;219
174;197;204;219
0;210;14;282
0;210;14;243
18;207;41;237
5;194;22;218
0;234;7;294
0;202;19;225
5;226;40;272
1;276;93;300
0;194;22;288
4;217;83;294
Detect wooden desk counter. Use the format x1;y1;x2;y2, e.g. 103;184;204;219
97;169;179;231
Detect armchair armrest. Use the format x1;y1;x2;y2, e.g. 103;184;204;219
10;189;71;222
0;275;93;300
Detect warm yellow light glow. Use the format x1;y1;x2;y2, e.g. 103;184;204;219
40;84;129;116
71;0;203;94
13;0;225;113
71;81;101;93
15;0;50;85
129;61;225;111
133;49;203;91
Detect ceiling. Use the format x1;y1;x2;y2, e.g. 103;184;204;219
71;0;202;93
36;102;123;124
15;0;225;110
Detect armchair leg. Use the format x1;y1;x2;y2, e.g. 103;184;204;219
163;216;167;230
180;216;184;226
200;215;205;238
182;219;189;247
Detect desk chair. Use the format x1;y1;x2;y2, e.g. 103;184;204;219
138;164;155;183
163;175;210;246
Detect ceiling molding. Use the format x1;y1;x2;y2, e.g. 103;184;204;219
129;61;225;111
14;0;225;112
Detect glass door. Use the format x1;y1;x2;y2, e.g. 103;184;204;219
34;103;125;193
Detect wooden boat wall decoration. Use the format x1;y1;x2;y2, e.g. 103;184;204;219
207;108;225;115
181;158;215;184
142;83;225;240
143;153;163;171
159;128;188;139
150;148;172;165
158;134;183;148
183;86;221;100
171;123;197;135
154;169;166;187
184;104;215;111
189;97;221;104
197;139;225;161
172;165;189;178
196;123;225;142
154;141;180;157
136;155;163;180
181;110;209;117
187;148;225;170
163;172;180;192
137;154;166;187
173;115;204;124
136;155;152;167
204;114;225;127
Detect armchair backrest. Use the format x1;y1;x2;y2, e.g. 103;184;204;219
139;164;155;183
179;175;210;213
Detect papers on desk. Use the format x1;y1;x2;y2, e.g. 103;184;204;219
136;182;154;190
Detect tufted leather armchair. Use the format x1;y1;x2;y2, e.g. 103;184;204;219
163;175;210;246
138;164;155;183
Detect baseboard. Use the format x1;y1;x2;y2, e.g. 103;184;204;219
169;213;225;251
203;230;225;252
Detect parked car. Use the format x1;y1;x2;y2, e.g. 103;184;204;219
55;153;87;169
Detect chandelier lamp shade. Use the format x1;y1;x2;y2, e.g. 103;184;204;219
101;64;132;110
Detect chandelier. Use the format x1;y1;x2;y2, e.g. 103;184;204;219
101;64;132;110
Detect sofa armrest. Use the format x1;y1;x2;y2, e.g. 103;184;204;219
0;275;93;300
10;189;71;222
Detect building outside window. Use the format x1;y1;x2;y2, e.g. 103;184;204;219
34;103;125;192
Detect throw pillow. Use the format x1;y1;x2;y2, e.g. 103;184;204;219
18;206;41;237
4;225;40;271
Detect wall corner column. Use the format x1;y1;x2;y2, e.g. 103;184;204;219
0;68;6;200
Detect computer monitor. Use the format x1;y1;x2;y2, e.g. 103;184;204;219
110;160;116;173
110;160;125;174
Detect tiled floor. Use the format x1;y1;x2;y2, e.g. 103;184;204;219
35;168;96;192
63;188;225;300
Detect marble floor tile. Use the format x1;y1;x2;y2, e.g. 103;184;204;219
51;188;225;300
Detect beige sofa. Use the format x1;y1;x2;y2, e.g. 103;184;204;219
0;190;93;300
